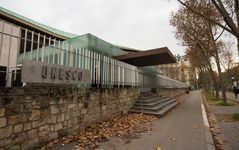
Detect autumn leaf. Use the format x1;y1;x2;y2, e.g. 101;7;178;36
170;137;176;142
155;146;162;150
193;125;198;129
43;113;158;149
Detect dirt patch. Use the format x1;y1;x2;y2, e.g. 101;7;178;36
216;114;238;122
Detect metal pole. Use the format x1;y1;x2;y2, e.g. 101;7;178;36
76;48;79;68
111;59;113;85
57;40;61;65
36;33;40;61
83;48;85;69
92;51;95;85
79;48;82;68
30;30;34;60
97;53;99;85
68;44;71;66
70;45;73;67
14;26;21;81
61;42;64;65
42;35;46;62
85;49;87;69
0;20;4;63
6;23;13;87
89;50;92;80
87;49;89;69
48;36;51;63
23;28;28;59
66;43;69;66
95;52;98;85
73;47;76;67
53;38;56;64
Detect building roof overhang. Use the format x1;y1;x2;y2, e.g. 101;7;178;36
113;47;176;67
0;7;77;40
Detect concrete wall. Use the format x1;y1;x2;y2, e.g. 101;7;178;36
0;87;139;149
154;88;187;98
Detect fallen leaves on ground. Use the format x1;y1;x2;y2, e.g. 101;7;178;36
155;146;162;150
170;137;176;142
214;138;227;145
45;113;158;150
42;139;59;149
193;125;199;129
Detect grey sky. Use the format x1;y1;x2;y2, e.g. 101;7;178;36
0;0;186;55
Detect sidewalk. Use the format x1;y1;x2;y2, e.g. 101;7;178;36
219;91;239;103
98;91;212;150
210;100;239;150
53;91;213;150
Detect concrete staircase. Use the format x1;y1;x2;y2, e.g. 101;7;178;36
130;92;178;116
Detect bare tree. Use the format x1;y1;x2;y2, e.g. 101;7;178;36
171;0;228;101
177;0;239;57
219;41;235;71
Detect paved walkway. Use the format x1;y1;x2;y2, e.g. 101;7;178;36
98;91;210;150
212;105;239;115
53;91;212;150
219;122;239;150
219;91;239;103
211;101;239;150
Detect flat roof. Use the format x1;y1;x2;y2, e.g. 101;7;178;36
113;47;176;67
0;6;77;39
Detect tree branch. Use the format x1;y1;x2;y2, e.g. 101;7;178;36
177;0;236;36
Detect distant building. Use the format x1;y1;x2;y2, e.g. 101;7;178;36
158;55;197;87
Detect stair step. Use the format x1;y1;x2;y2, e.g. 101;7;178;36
137;97;169;103
130;101;178;116
157;101;178;116
139;94;159;99
132;100;175;111
140;92;155;95
130;92;178;117
134;98;171;107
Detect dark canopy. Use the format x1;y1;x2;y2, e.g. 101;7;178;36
114;47;176;67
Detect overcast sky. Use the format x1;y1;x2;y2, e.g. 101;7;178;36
0;0;187;55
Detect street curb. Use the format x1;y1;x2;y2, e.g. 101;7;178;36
200;93;232;150
200;93;216;150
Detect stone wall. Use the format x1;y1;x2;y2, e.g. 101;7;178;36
154;88;187;98
0;87;139;149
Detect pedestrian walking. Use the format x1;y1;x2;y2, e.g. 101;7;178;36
232;86;238;99
237;86;239;101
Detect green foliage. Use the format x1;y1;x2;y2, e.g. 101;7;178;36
202;91;221;101
216;101;234;106
202;90;235;106
232;113;239;121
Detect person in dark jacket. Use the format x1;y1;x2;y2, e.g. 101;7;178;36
232;86;238;99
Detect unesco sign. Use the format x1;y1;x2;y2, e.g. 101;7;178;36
21;60;91;84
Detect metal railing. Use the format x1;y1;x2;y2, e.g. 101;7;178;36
0;19;188;88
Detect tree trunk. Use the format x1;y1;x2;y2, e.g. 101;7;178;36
235;0;239;59
206;20;226;101
211;73;219;98
199;49;219;98
214;82;219;97
237;37;239;59
215;51;227;102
